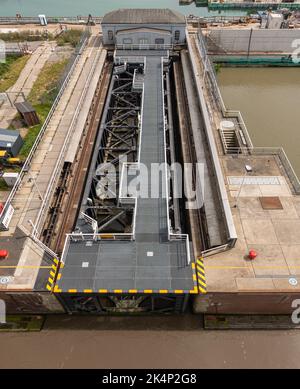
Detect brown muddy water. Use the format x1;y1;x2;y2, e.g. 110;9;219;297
217;67;300;179
0;315;300;368
2;69;300;369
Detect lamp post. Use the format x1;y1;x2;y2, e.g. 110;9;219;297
234;164;252;208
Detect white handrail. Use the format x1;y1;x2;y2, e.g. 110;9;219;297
0;35;90;229
33;41;101;237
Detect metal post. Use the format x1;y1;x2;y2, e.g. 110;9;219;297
235;165;252;208
28;171;44;201
247;28;253;60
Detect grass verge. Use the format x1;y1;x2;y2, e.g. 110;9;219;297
0;29;82;47
19;58;69;158
0;54;30;92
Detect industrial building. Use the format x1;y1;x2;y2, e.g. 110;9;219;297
101;9;186;46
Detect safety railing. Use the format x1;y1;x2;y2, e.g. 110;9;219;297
187;30;238;249
197;30;254;150
196;29;300;195
33;34;100;238
0;28;91;230
0;16;103;25
115;44;173;51
201;240;236;258
251;147;300;194
114;55;146;66
170;233;191;265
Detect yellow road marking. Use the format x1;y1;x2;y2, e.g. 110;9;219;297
0;265;52;269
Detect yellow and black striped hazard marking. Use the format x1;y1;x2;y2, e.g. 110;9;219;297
196;257;207;294
46;258;60;292
61;288;200;294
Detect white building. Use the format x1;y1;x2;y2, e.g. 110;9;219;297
101;8;186;47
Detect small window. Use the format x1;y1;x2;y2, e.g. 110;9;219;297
174;30;180;41
123;38;132;44
155;38;164;44
108;30;113;40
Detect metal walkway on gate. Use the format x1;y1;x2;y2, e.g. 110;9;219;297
54;51;197;295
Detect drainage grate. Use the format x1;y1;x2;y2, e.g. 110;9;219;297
259;196;283;210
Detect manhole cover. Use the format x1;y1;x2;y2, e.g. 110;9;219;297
259;197;283;210
289;278;298;286
0;276;11;285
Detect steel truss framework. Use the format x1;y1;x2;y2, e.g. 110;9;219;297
83;64;143;233
58;293;189;314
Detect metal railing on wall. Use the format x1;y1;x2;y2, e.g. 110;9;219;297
0;16;102;25
33;29;100;238
0;26;91;230
196;29;300;195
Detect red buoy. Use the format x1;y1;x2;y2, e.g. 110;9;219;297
0;250;8;259
248;250;257;260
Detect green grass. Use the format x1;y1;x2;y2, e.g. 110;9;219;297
0;54;30;92
0;30;50;43
19;58;69;158
214;63;222;73
19;104;51;158
56;29;82;47
0;29;82;48
0;178;9;191
28;59;68;105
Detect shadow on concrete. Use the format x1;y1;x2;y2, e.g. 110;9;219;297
42;313;204;331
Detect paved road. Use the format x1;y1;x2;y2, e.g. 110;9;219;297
0;41;55;128
0;315;299;369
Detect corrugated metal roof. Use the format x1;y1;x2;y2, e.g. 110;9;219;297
0;128;20;142
102;8;186;25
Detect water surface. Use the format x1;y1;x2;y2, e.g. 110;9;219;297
0;0;247;17
218;67;300;178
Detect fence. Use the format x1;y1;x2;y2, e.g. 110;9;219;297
0;26;91;230
195;29;300;196
0;16;102;25
33;28;99;238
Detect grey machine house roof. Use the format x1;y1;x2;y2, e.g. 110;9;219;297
102;8;186;25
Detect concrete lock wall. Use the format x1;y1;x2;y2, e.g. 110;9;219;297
206;28;300;53
193;293;300;315
0;292;65;314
